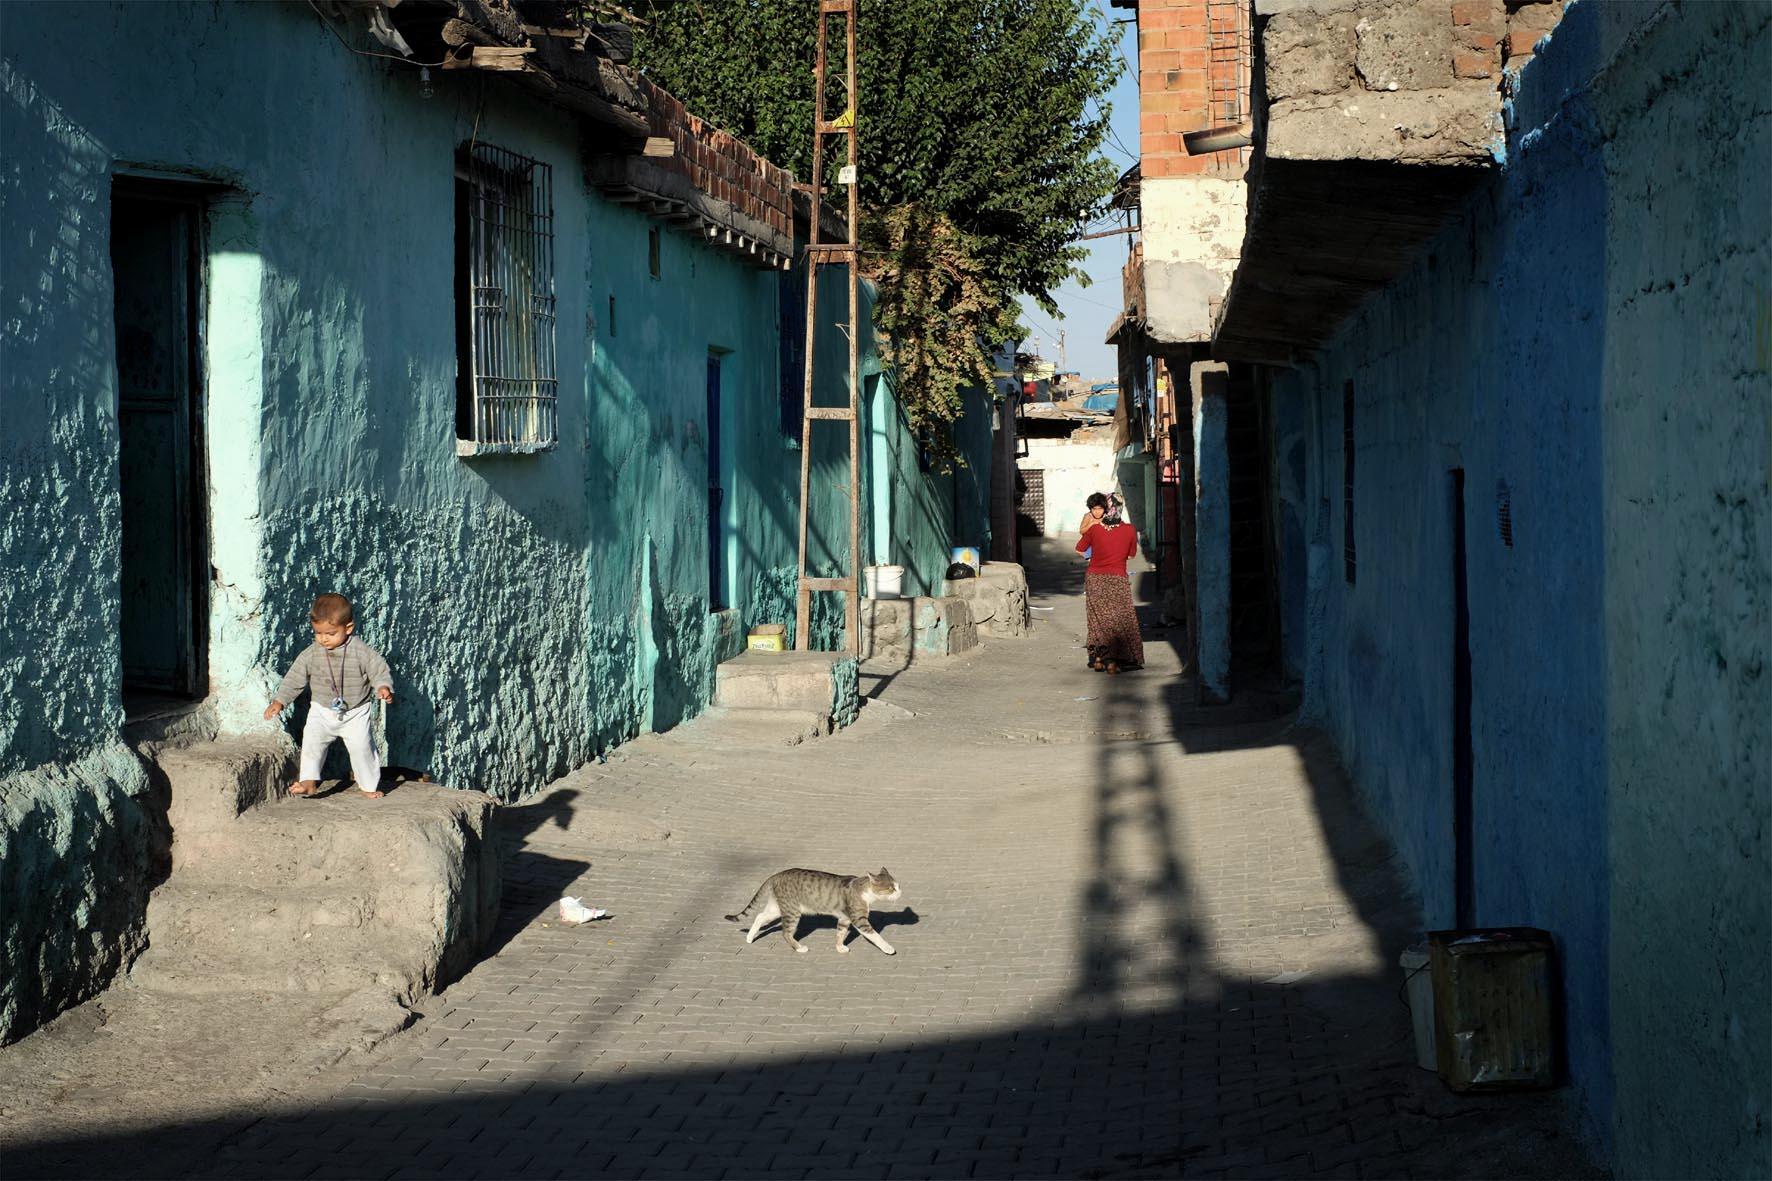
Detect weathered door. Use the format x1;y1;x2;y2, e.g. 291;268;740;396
706;353;725;610
112;187;205;702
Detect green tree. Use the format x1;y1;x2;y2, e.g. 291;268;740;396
630;0;1121;461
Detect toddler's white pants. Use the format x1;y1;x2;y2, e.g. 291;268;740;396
298;701;382;792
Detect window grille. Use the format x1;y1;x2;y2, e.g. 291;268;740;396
456;143;557;451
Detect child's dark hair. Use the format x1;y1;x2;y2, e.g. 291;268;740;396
1086;492;1109;510
310;593;354;625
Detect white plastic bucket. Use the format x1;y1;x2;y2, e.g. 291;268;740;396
1401;944;1437;1071
864;564;904;599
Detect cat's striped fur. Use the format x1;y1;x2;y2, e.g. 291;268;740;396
725;867;902;954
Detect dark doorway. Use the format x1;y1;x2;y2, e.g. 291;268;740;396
706;352;725;609
1226;369;1280;687
1451;468;1475;927
112;184;207;714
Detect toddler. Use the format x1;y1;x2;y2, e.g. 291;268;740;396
264;592;394;798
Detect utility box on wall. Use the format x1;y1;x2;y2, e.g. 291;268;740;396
1428;927;1558;1092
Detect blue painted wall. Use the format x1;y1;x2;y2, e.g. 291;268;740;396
1268;3;1771;1170
0;0;992;1041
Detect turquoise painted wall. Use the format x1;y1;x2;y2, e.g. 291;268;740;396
0;0;991;1041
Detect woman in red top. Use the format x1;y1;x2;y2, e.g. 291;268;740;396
1075;492;1143;673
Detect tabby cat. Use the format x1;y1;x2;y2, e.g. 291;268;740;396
725;867;902;955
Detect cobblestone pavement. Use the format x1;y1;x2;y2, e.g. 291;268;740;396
9;543;1601;1179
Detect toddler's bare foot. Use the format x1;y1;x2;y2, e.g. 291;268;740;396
289;780;319;797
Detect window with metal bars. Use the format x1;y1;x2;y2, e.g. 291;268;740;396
455;143;557;452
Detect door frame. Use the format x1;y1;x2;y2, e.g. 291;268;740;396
112;175;212;705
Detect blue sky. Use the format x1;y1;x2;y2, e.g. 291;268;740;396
1017;8;1140;384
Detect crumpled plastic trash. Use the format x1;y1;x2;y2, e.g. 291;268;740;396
559;897;609;924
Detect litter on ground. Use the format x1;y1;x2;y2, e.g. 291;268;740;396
559;897;609;924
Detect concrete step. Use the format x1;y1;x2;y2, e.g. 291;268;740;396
712;651;846;713
129;921;424;998
145;879;381;946
680;706;833;747
156;734;297;843
171;782;500;895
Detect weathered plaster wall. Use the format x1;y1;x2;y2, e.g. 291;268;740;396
1140;177;1246;344
1590;3;1771;1175
1018;437;1123;539
1266;3;1770;1167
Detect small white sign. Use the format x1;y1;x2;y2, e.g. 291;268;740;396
837;164;858;185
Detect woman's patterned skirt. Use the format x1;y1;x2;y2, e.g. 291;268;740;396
1084;573;1144;669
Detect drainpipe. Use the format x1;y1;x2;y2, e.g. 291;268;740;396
1183;122;1253;156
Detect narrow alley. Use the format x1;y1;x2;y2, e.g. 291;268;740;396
3;547;1597;1180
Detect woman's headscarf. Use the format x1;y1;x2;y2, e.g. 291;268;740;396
1103;493;1124;526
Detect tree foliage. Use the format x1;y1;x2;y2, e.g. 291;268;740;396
630;0;1121;462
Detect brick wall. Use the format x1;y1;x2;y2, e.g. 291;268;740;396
1137;0;1249;179
634;77;795;239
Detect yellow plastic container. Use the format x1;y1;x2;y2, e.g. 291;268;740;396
746;624;786;653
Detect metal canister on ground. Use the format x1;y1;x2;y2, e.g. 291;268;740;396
1428;927;1558;1091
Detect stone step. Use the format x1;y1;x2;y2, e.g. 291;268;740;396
156;734;297;839
129;921;425;998
145;879;382;947
170;782;497;889
680;706;833;747
712;651;847;713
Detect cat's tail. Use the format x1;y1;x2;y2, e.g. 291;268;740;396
724;883;767;923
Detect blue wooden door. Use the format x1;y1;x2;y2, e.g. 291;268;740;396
112;190;204;700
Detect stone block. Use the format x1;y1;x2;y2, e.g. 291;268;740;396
860;596;978;658
1267;87;1502;165
1355;2;1455;92
859;598;913;661
943;563;1031;638
912;596;978;657
1264;10;1358;101
712;651;847;712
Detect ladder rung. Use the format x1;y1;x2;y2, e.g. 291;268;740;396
819;0;853;12
799;577;854;593
805;406;854;420
816;122;855;135
805;243;856;255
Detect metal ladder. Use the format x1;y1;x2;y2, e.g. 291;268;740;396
794;0;861;654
